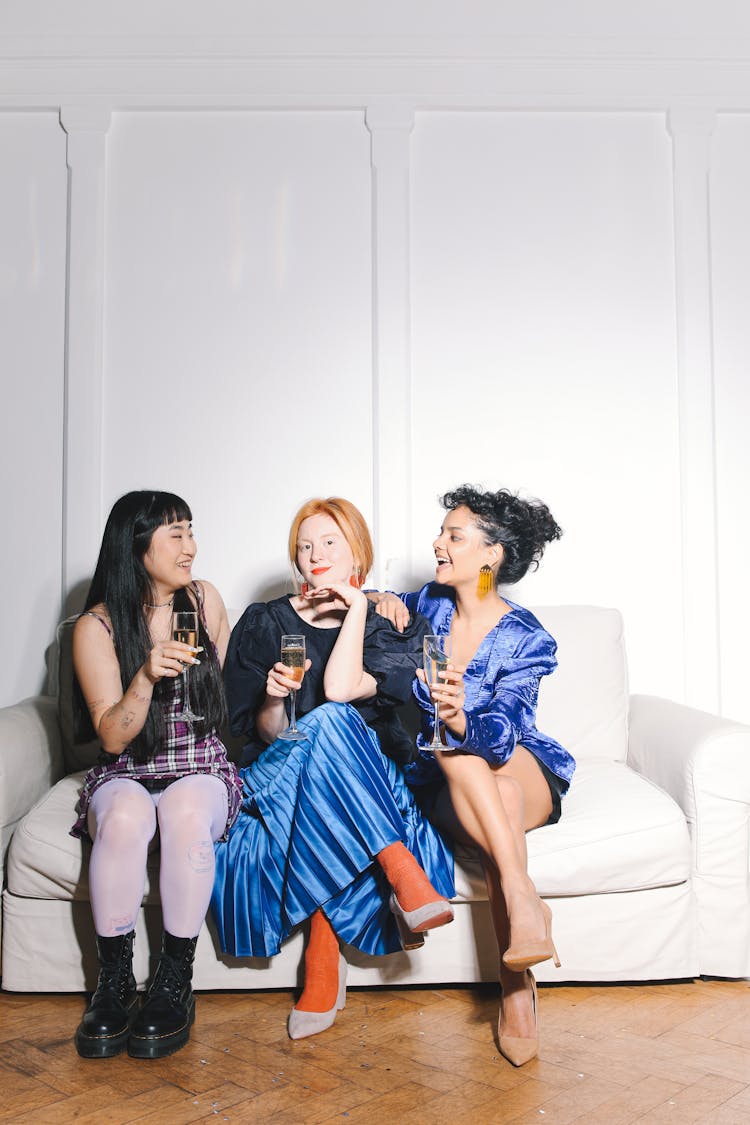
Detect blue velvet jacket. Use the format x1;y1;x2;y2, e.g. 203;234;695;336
402;583;575;790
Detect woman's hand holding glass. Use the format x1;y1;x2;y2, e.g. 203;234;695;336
266;656;313;699
416;660;467;746
270;635;312;741
142;638;202;685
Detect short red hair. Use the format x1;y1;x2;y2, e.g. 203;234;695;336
288;497;374;584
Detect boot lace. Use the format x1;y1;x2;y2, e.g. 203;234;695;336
148;953;185;1004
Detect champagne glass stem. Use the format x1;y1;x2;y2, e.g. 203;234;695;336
432;698;441;747
289;687;298;733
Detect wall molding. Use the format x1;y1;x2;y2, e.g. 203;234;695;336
667;107;720;712
2;35;750;111
366;103;415;592
60;104;111;608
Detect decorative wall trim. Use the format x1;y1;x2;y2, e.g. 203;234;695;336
366;104;415;592
667;107;720;711
60;104;111;608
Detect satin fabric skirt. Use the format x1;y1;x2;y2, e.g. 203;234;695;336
211;702;455;958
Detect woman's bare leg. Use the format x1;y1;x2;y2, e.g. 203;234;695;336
432;746;552;1040
434;747;551;949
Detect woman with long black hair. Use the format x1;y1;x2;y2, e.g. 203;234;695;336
70;490;241;1060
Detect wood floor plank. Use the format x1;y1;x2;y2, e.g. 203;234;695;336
0;980;748;1123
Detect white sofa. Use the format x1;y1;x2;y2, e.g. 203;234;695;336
2;606;749;993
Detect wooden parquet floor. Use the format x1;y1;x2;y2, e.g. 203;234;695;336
0;979;749;1124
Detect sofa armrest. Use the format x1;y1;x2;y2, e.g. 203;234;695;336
0;696;65;863
627;692;750;977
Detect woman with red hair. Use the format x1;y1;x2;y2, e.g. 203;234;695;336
211;498;454;1039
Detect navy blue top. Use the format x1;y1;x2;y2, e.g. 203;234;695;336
401;583;575;790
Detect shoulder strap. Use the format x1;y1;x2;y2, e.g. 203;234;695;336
80;610;113;638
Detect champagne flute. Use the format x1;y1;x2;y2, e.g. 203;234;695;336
278;634;306;741
172;610;204;722
423;634;452;751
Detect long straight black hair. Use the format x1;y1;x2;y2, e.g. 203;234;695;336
75;490;226;760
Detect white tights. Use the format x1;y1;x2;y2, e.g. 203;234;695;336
87;774;228;939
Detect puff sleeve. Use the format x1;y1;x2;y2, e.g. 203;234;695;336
224;603;279;741
360;606;430;712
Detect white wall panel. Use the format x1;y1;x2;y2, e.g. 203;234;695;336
711;114;750;724
0;112;66;706
102;110;372;619
411;112;683;700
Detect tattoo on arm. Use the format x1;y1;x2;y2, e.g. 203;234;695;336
128;688;151;704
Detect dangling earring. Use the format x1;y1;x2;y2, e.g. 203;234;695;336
349;569;363;589
300;582;310;597
477;564;494;598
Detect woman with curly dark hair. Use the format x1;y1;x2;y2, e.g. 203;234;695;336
370;485;574;1067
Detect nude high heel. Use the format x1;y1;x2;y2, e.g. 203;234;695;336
287;954;347;1040
503;899;560;973
498;970;538;1067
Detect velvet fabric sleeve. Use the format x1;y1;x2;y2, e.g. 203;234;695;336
440;630;558;764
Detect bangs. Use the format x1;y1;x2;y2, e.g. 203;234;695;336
151;492;192;527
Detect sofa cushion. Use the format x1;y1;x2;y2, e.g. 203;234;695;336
453;758;691;900
531;606;629;765
6;774;161;902
9;761;690;910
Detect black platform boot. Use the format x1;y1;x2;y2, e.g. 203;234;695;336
75;931;138;1058
128;932;198;1059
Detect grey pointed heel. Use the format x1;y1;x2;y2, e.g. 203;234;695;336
287;954;347;1040
389;891;454;953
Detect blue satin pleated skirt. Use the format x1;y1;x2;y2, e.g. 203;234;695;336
210;702;455;958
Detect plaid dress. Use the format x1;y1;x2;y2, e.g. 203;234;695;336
70;613;241;841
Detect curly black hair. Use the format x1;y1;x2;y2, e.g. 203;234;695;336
441;484;562;585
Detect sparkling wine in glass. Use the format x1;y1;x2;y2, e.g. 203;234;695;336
172;610;204;722
278;634;306;741
423;634;452;751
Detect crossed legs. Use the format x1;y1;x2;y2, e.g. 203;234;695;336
432;746;552;1043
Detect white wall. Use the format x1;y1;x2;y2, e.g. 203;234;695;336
0;112;67;702
1;4;749;724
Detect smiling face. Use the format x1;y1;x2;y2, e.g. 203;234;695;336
296;513;356;590
433;505;502;590
143;519;197;598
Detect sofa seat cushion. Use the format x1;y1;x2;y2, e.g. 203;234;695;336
7;773;162;902
9;761;691;911
452;759;692;901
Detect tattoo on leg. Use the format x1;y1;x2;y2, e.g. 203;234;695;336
187;840;214;874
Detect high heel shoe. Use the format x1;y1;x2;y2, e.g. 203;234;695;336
389;892;454;950
498;970;538;1067
288;954;347;1040
503;899;560;972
